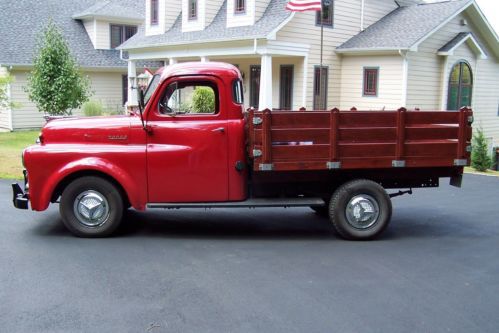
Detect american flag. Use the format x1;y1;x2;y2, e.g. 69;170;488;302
285;0;322;12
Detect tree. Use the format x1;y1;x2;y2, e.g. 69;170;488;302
25;20;91;116
471;127;492;172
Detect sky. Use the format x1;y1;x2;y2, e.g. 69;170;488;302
475;0;499;35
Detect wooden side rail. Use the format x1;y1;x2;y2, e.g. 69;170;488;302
248;107;473;172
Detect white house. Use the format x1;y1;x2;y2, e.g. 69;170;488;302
119;0;499;146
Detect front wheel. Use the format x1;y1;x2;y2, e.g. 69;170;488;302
329;179;392;240
59;176;124;237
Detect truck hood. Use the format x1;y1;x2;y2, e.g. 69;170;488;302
41;115;133;144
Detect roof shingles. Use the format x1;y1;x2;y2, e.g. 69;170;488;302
0;0;143;68
119;0;292;50
337;0;472;51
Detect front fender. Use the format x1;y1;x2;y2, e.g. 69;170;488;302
31;156;147;211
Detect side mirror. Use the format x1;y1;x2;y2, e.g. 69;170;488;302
138;88;145;110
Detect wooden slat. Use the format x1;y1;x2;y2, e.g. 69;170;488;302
339;127;396;142
406;126;459;140
405;141;457;157
272;144;329;160
339;143;396;158
405;111;460;125
267;112;329;129
339;112;397;127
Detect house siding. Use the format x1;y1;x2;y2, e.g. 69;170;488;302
406;15;468;110
362;0;398;29
277;0;364;109
255;0;272;22
83;20;96;48
95;20;111;49
206;0;223;26
405;12;499;145
9;70;126;130
339;55;404;110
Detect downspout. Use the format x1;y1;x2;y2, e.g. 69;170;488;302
360;0;365;31
399;50;408;108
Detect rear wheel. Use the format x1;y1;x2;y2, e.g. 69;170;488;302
329;179;392;240
59;176;124;237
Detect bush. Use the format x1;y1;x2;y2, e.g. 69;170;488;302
83;100;103;117
471;127;492;172
192;87;215;113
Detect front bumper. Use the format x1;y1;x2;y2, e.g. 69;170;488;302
12;170;29;210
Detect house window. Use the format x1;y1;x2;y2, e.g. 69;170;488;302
280;65;294;110
313;66;328;110
316;0;334;26
235;0;246;13
189;0;198;20
363;68;379;96
447;61;473;110
250;65;261;109
110;25;137;49
151;0;159;25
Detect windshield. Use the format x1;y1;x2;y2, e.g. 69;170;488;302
143;74;161;105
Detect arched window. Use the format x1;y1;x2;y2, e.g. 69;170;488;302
447;61;473;110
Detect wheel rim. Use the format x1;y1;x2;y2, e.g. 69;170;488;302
73;190;110;228
345;194;380;229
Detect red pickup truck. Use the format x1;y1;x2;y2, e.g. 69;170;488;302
12;62;473;240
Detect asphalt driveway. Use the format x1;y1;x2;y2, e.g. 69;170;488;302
0;174;498;332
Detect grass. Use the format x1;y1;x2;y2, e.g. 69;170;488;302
0;130;39;179
464;166;499;177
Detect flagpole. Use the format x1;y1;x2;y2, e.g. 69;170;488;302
320;3;324;110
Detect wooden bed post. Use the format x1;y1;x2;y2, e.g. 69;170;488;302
456;106;469;165
260;108;273;171
327;108;341;169
393;107;407;167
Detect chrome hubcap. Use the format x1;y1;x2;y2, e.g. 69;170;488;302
345;194;380;229
73;190;110;227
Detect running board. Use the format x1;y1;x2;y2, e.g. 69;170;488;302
147;198;325;209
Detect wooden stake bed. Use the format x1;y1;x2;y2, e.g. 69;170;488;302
247;107;473;172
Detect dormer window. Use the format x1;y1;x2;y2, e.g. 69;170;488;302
110;24;137;49
189;0;198;20
235;0;246;14
151;0;159;25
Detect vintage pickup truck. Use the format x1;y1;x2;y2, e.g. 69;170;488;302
12;62;473;240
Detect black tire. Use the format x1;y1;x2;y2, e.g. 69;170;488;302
329;179;392;240
59;176;124;237
310;205;329;217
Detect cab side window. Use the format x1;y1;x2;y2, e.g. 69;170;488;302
159;81;218;115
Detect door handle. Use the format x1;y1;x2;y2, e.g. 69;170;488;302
212;127;225;133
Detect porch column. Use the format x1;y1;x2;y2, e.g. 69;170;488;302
127;60;138;106
200;56;209;62
258;54;273;110
169;58;177;65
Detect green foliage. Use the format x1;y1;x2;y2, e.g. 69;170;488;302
25;20;91;116
83;100;103;117
0;73;13;109
471;127;492;172
192;87;215;113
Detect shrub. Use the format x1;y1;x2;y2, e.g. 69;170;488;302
83;100;103;117
192;87;215;113
25;20;91;116
471;127;492;172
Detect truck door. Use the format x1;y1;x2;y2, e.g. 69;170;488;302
146;75;229;203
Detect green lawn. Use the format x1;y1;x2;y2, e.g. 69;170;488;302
0;130;39;179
